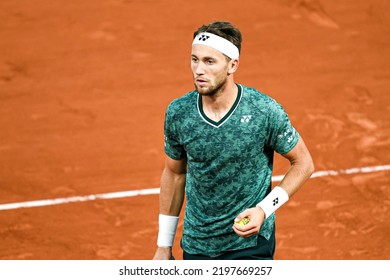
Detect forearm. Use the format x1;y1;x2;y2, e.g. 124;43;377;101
159;166;186;216
156;160;186;251
278;154;314;197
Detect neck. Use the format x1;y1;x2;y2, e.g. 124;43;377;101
202;79;238;112
201;79;238;123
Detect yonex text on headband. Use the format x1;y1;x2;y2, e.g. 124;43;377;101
192;32;240;59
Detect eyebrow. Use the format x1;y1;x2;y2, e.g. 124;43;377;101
191;54;216;61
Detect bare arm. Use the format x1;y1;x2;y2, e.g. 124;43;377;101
278;137;315;197
153;156;187;259
159;156;187;215
233;137;314;237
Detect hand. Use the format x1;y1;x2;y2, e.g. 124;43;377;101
232;206;265;238
153;247;173;260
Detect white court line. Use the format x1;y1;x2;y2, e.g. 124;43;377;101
0;164;389;211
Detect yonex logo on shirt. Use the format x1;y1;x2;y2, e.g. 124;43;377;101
240;115;252;123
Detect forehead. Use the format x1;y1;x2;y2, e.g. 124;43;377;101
191;44;225;59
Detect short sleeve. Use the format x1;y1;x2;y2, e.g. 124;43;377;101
266;101;300;155
164;103;186;160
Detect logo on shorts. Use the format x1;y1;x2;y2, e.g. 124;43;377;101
199;34;210;41
241;115;252;123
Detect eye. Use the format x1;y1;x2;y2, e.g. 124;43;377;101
191;57;198;63
207;59;214;65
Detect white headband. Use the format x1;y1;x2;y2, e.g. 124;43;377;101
192;32;240;59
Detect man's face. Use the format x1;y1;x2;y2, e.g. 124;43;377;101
191;44;231;96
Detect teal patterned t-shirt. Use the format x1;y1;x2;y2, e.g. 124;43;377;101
164;84;299;257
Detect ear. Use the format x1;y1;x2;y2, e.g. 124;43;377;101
227;58;239;74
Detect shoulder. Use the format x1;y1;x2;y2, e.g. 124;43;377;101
165;90;197;118
240;84;280;112
167;90;197;112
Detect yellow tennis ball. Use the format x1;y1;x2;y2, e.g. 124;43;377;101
235;217;250;226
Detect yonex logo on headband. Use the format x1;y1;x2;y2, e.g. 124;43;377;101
199;34;210;41
192;32;240;59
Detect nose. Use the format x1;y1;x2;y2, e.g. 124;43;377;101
193;61;205;76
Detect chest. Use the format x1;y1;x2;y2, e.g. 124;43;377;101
178;106;268;163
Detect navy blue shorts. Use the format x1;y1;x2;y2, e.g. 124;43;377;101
182;227;275;260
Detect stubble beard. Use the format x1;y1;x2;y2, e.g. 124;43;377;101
194;77;227;97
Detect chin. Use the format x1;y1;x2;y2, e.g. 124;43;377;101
198;89;216;96
195;85;216;96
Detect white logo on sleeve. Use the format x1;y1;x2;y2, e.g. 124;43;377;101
277;129;295;143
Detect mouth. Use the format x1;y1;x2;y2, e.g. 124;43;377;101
195;78;208;86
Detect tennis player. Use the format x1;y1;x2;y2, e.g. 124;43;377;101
153;21;314;260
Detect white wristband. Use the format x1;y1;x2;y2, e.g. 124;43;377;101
256;186;289;219
157;214;179;247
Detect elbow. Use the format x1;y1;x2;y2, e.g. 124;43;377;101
307;157;315;178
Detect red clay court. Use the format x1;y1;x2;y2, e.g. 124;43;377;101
0;0;389;260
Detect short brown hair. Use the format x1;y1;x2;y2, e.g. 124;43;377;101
193;21;242;54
